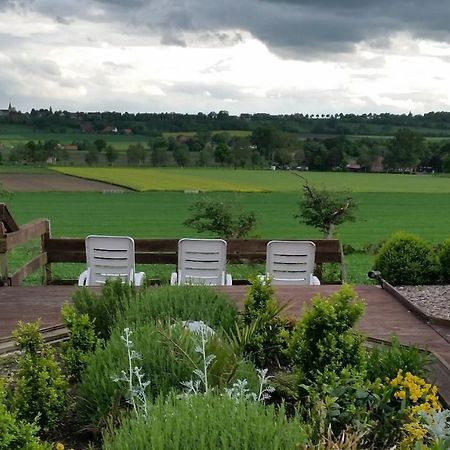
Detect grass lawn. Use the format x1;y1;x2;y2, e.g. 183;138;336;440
6;189;450;284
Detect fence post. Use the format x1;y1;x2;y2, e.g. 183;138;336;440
42;221;52;285
0;222;7;285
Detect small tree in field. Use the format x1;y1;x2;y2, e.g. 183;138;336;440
296;176;357;239
184;197;256;239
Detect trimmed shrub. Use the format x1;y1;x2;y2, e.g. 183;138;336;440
288;284;366;383
102;393;307;450
238;277;292;367
0;379;51;450
60;303;103;381
12;321;68;432
373;231;439;285
439;237;450;283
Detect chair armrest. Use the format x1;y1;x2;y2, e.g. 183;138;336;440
225;273;233;286
78;269;89;286
134;271;146;287
170;272;178;286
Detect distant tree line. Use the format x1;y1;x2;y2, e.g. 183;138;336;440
3;108;450;137
5;126;450;173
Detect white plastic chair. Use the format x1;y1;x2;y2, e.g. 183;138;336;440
78;235;145;286
170;238;232;286
264;240;320;285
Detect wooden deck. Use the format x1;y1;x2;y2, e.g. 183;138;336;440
2;284;450;402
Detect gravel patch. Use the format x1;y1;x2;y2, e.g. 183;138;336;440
396;285;450;321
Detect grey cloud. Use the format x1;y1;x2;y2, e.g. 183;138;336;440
160;33;187;47
55;15;71;25
6;0;450;58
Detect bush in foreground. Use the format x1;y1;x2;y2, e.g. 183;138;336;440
374;231;439;285
102;393;306;450
0;379;50;450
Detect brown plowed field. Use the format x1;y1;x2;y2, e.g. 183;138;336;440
0;173;129;192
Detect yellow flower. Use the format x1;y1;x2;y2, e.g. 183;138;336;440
56;443;65;450
395;390;406;400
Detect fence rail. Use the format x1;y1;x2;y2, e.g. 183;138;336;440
0;203;345;285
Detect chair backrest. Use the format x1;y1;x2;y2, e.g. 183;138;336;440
177;238;227;285
85;235;135;286
266;240;316;285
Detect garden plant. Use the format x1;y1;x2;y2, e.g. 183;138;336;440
1;280;449;449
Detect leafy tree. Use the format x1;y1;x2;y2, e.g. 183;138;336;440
251;126;285;162
94;138;107;152
295;176;357;238
105;145;119;165
214;143;232;166
126;144;146;165
172;142;191;167
273;148;292;167
85;148;99;166
231;137;252;168
384;128;425;171
184;197;256;239
196;148;212;167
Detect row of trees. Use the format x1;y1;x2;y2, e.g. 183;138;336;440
3;127;450;172
4;107;450;137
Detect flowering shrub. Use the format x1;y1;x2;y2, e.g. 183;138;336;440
389;370;441;446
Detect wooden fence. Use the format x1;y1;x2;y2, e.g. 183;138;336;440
0;203;346;286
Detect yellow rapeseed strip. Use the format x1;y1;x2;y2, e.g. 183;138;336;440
52;167;266;192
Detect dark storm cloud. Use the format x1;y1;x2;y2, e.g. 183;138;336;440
4;0;450;57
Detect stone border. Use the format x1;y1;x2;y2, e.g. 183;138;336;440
382;280;450;328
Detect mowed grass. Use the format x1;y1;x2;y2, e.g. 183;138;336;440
51;167;450;193
8;190;450;284
7;191;450;247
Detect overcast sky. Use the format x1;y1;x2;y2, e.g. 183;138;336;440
1;0;450;115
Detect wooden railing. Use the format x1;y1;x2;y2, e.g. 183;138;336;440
0;204;50;285
0;203;346;285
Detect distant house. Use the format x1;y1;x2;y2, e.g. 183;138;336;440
176;134;190;143
346;156;384;173
80;122;95;133
122;128;133;135
102;126;118;134
370;156;384;172
346;160;362;172
63;144;78;151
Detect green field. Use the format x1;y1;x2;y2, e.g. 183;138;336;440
51;167;450;193
4;168;450;284
7;191;449;246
